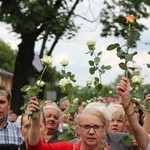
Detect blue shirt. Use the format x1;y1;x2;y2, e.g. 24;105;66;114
0;120;23;145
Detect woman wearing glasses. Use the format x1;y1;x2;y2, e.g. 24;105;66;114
26;97;110;150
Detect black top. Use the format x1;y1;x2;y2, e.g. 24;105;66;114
0;144;18;150
0;142;26;150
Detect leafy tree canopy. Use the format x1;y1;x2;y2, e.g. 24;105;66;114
100;0;150;43
0;39;17;72
0;0;79;42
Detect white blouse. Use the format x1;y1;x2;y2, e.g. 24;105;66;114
147;143;150;150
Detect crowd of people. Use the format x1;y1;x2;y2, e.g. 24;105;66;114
0;77;150;150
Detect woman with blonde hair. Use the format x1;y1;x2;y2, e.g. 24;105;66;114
26;97;110;150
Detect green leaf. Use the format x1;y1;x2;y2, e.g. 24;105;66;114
61;70;65;74
105;65;111;70
122;135;133;146
128;29;139;47
125;54;133;61
95;83;103;91
148;51;150;55
144;101;150;110
97;51;102;56
116;46;121;51
117;49;124;57
68;106;77;115
90;51;94;56
101;65;105;70
20;103;27;111
94;57;100;64
89;60;94;66
132;51;138;56
95;77;99;83
20;85;30;92
89;67;95;74
119;62;127;70
58;132;67;141
146;64;150;68
128;66;138;71
106;43;120;51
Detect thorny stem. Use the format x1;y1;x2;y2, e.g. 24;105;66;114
125;23;131;77
39;65;47;80
93;51;102;83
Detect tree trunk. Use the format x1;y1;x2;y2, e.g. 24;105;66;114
11;33;36;115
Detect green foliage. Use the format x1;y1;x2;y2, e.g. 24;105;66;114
0;39;17;72
20;56;52;117
0;1;79;40
123;132;134;147
106;43;120;51
100;0;150;46
86;40;112;99
146;51;150;68
59;65;78;115
58;123;77;141
106;16;139;77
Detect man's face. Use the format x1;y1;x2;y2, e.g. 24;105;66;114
44;108;60;132
0;96;10;126
21;115;46;139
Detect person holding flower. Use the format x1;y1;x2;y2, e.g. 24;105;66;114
116;77;150;150
26;96;110;150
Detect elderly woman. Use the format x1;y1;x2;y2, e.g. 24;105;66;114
116;77;150;150
107;103;126;132
26;97;110;150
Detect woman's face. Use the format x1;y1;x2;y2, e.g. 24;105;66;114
77;114;106;146
107;110;126;132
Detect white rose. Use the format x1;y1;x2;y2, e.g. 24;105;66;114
41;55;52;66
36;80;45;87
131;75;143;84
59;77;70;87
86;76;95;86
78;86;82;91
133;97;141;102
60;59;69;67
82;102;87;106
73;98;79;104
87;40;96;50
135;86;139;90
87;100;91;103
109;90;113;94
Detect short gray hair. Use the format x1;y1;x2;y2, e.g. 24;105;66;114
43;104;61;113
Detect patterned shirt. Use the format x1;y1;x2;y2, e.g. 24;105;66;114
0;120;23;145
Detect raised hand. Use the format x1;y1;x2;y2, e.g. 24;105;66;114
26;97;40;116
116;77;130;97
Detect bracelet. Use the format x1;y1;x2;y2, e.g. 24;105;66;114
123;100;132;111
126;110;135;117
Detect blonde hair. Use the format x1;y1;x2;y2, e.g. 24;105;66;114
78;102;111;127
107;102;125;116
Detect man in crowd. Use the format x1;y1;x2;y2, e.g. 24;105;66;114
0;85;23;145
43;104;62;143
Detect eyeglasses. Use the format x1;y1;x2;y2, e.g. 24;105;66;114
79;124;104;132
